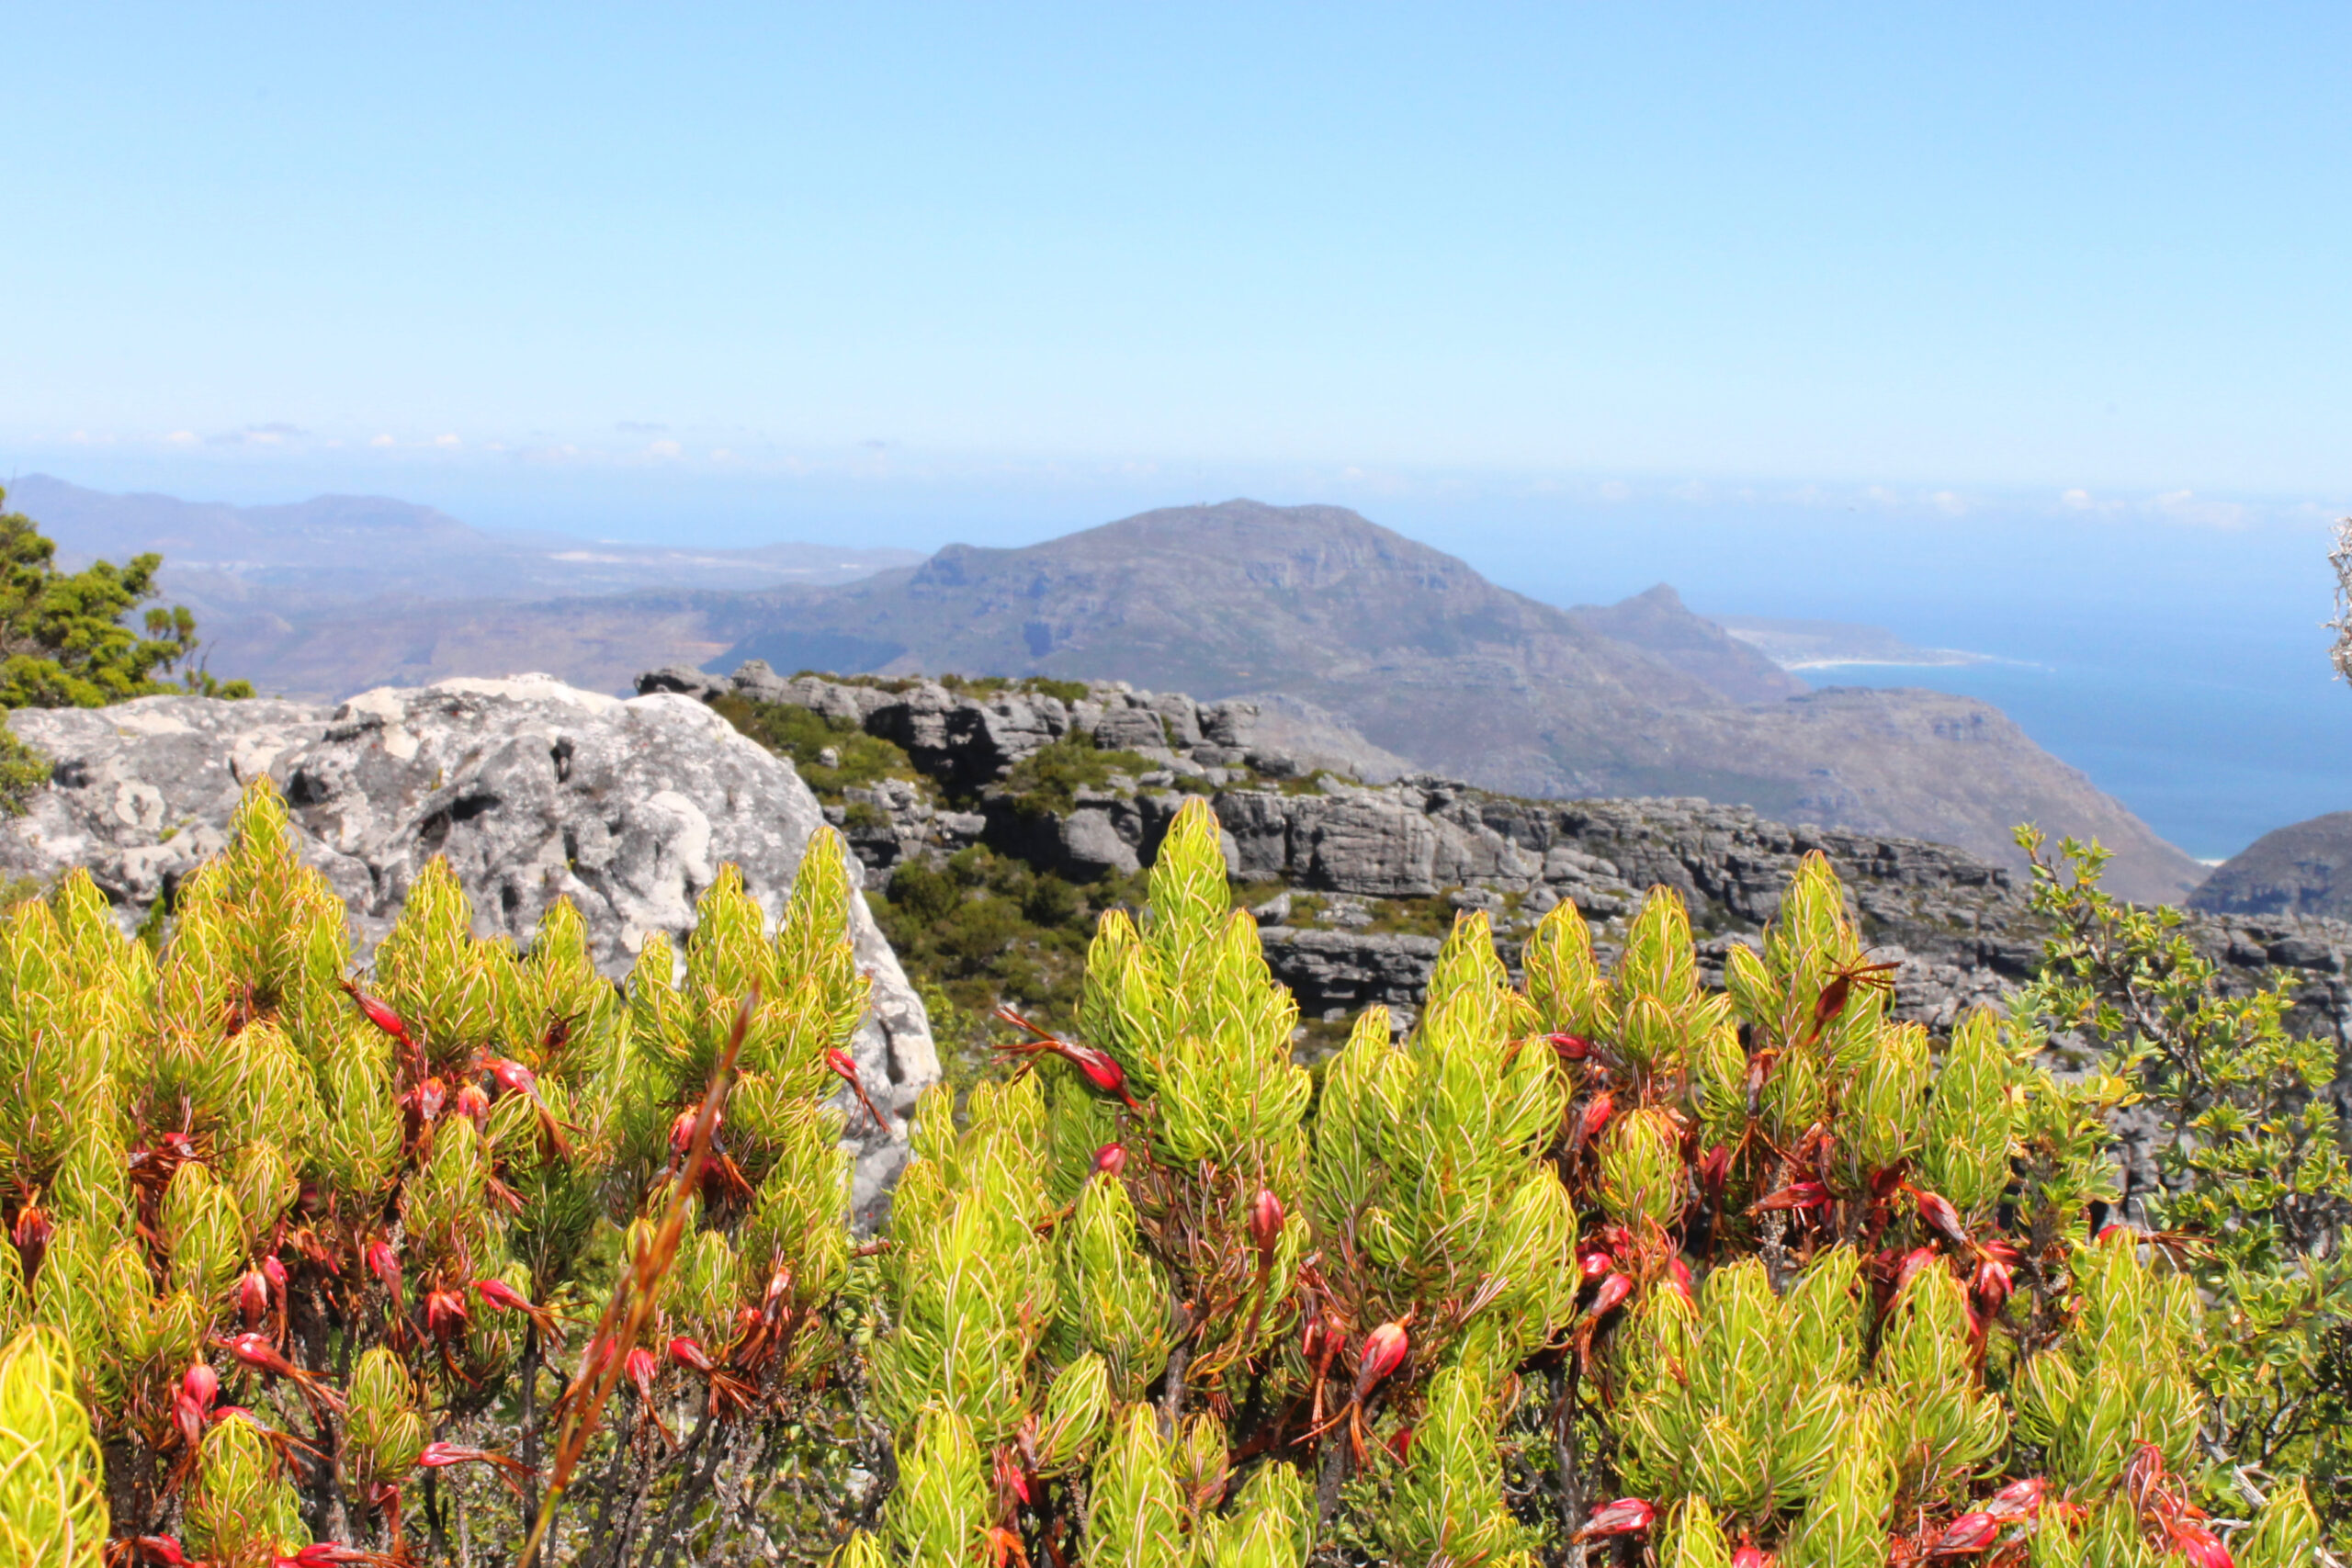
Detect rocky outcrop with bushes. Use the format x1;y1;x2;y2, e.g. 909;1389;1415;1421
649;662;2352;1058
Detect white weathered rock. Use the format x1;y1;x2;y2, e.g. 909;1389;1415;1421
2;674;938;1224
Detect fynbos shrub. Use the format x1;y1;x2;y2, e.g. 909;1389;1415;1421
0;787;2333;1566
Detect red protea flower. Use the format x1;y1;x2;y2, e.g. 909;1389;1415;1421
1250;1188;1284;1273
1577;1499;1657;1540
1577;1247;1613;1282
1354;1321;1408;1398
1577;1092;1614;1148
1547;1032;1591;1061
668;1336;715;1374
262;1254;288;1292
414;1077;447;1122
453;1083;492;1128
1091;1142;1127;1178
1732;1543;1771;1568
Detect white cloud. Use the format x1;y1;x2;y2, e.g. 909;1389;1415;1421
370;434;396;447
435;434;461;448
165;430;197;446
649;438;683;458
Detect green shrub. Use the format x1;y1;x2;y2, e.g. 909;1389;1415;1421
708;693;922;802
0;786;2335;1565
998;731;1157;818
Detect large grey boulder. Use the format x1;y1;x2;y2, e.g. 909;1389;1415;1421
1;675;939;1224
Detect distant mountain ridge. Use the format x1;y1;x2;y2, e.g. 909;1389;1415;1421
11;481;2204;901
710;500;2200;901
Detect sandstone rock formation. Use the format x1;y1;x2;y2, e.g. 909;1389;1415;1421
1;674;939;1223
681;666;2349;1095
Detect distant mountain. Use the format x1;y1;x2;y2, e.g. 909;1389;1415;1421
9;481;2205;901
6;474;919;689
711;500;2200;900
2189;811;2352;919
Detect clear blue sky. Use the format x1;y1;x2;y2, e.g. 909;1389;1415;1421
10;4;2352;862
7;3;2352;508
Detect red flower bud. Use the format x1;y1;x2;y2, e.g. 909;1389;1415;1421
1092;1142;1127;1178
416;1077;447;1122
487;1057;538;1097
365;1239;402;1303
182;1361;220;1409
626;1345;659;1400
1577;1499;1657;1540
668;1336;714;1374
1058;1041;1136;1106
1547;1032;1591;1061
1577;1092;1614;1145
1250;1188;1284;1272
1666;1254;1695;1303
1895;1246;1938;1293
1385;1425;1415;1461
134;1538;189;1568
1928;1512;2001;1556
11;1203;51;1258
1913;1187;1971;1248
1577;1247;1613;1282
2171;1525;2234;1568
1984;1478;2045;1521
1355;1321;1408;1397
341;982;413;1048
1733;1546;1770;1568
1588;1272;1634;1320
1971;1258;2013;1317
1753;1180;1830;1214
262;1254;288;1292
472;1279;532;1316
1697;1145;1731;1191
453;1083;492;1127
424;1288;469;1340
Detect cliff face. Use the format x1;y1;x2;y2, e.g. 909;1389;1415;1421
716;501;2204;902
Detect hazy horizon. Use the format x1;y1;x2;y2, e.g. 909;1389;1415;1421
8;459;2344;864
